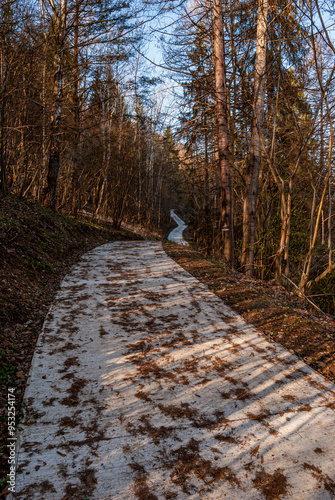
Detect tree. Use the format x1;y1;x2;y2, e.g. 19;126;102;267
241;0;268;276
42;0;68;210
212;0;234;265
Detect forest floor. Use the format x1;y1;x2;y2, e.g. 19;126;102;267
0;194;141;495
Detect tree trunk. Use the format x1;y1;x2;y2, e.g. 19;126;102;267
284;177;292;276
274;178;292;282
43;0;66;211
0;102;6;193
213;0;233;265
71;0;81;216
43;52;63;210
0;41;7;192
242;0;268;276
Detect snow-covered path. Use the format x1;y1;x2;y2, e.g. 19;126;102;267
13;242;335;499
168;209;189;246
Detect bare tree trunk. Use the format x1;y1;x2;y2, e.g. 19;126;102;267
0;102;6;193
39;0;47;202
43;54;62;210
284;177;292;276
71;0;81;215
242;0;268;276
213;0;233;265
95;93;108;218
43;0;67;211
328;178;332;269
274;178;292;282
0;40;7;192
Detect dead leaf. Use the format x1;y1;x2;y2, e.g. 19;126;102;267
250;445;259;457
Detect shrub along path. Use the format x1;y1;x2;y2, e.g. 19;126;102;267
13;242;335;499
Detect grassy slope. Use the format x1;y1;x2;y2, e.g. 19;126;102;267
0;193;141;492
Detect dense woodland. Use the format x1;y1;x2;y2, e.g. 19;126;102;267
1;0;335;313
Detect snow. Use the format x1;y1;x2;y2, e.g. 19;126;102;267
12;242;335;499
168;209;189;246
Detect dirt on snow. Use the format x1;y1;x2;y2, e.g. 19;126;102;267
1;194;335;495
0;193;141;494
164;242;335;383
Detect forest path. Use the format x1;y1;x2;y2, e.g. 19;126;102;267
13;242;335;499
168;209;189;246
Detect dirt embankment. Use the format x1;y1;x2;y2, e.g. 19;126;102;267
0;194;141;492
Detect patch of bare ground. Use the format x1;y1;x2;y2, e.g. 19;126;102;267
60;377;88;407
129;462;159;500
16;479;56;499
0;193;140;493
161;332;192;348
125;341;192;384
126;338;154;355
132;358;179;383
164;242;335;382
57;415;79;431
64;462;97;499
158;403;228;430
135;390;153;402
127;415;175;444
253;468;290;499
303;463;335;494
163;438;239;494
214;434;239;443
247;410;271;422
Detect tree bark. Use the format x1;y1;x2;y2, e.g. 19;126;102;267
0;102;6;193
0;30;7;192
71;0;81;215
242;0;268;276
213;0;233;265
43;0;67;211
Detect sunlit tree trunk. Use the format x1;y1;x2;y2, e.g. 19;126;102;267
213;0;233;265
242;0;268;276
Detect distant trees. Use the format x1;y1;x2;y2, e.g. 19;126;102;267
0;0;180;230
2;0;335;310
0;0;33;194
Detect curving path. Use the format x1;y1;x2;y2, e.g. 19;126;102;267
168;210;189;246
13;242;335;499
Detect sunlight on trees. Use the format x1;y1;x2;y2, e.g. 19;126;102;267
1;0;335;312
